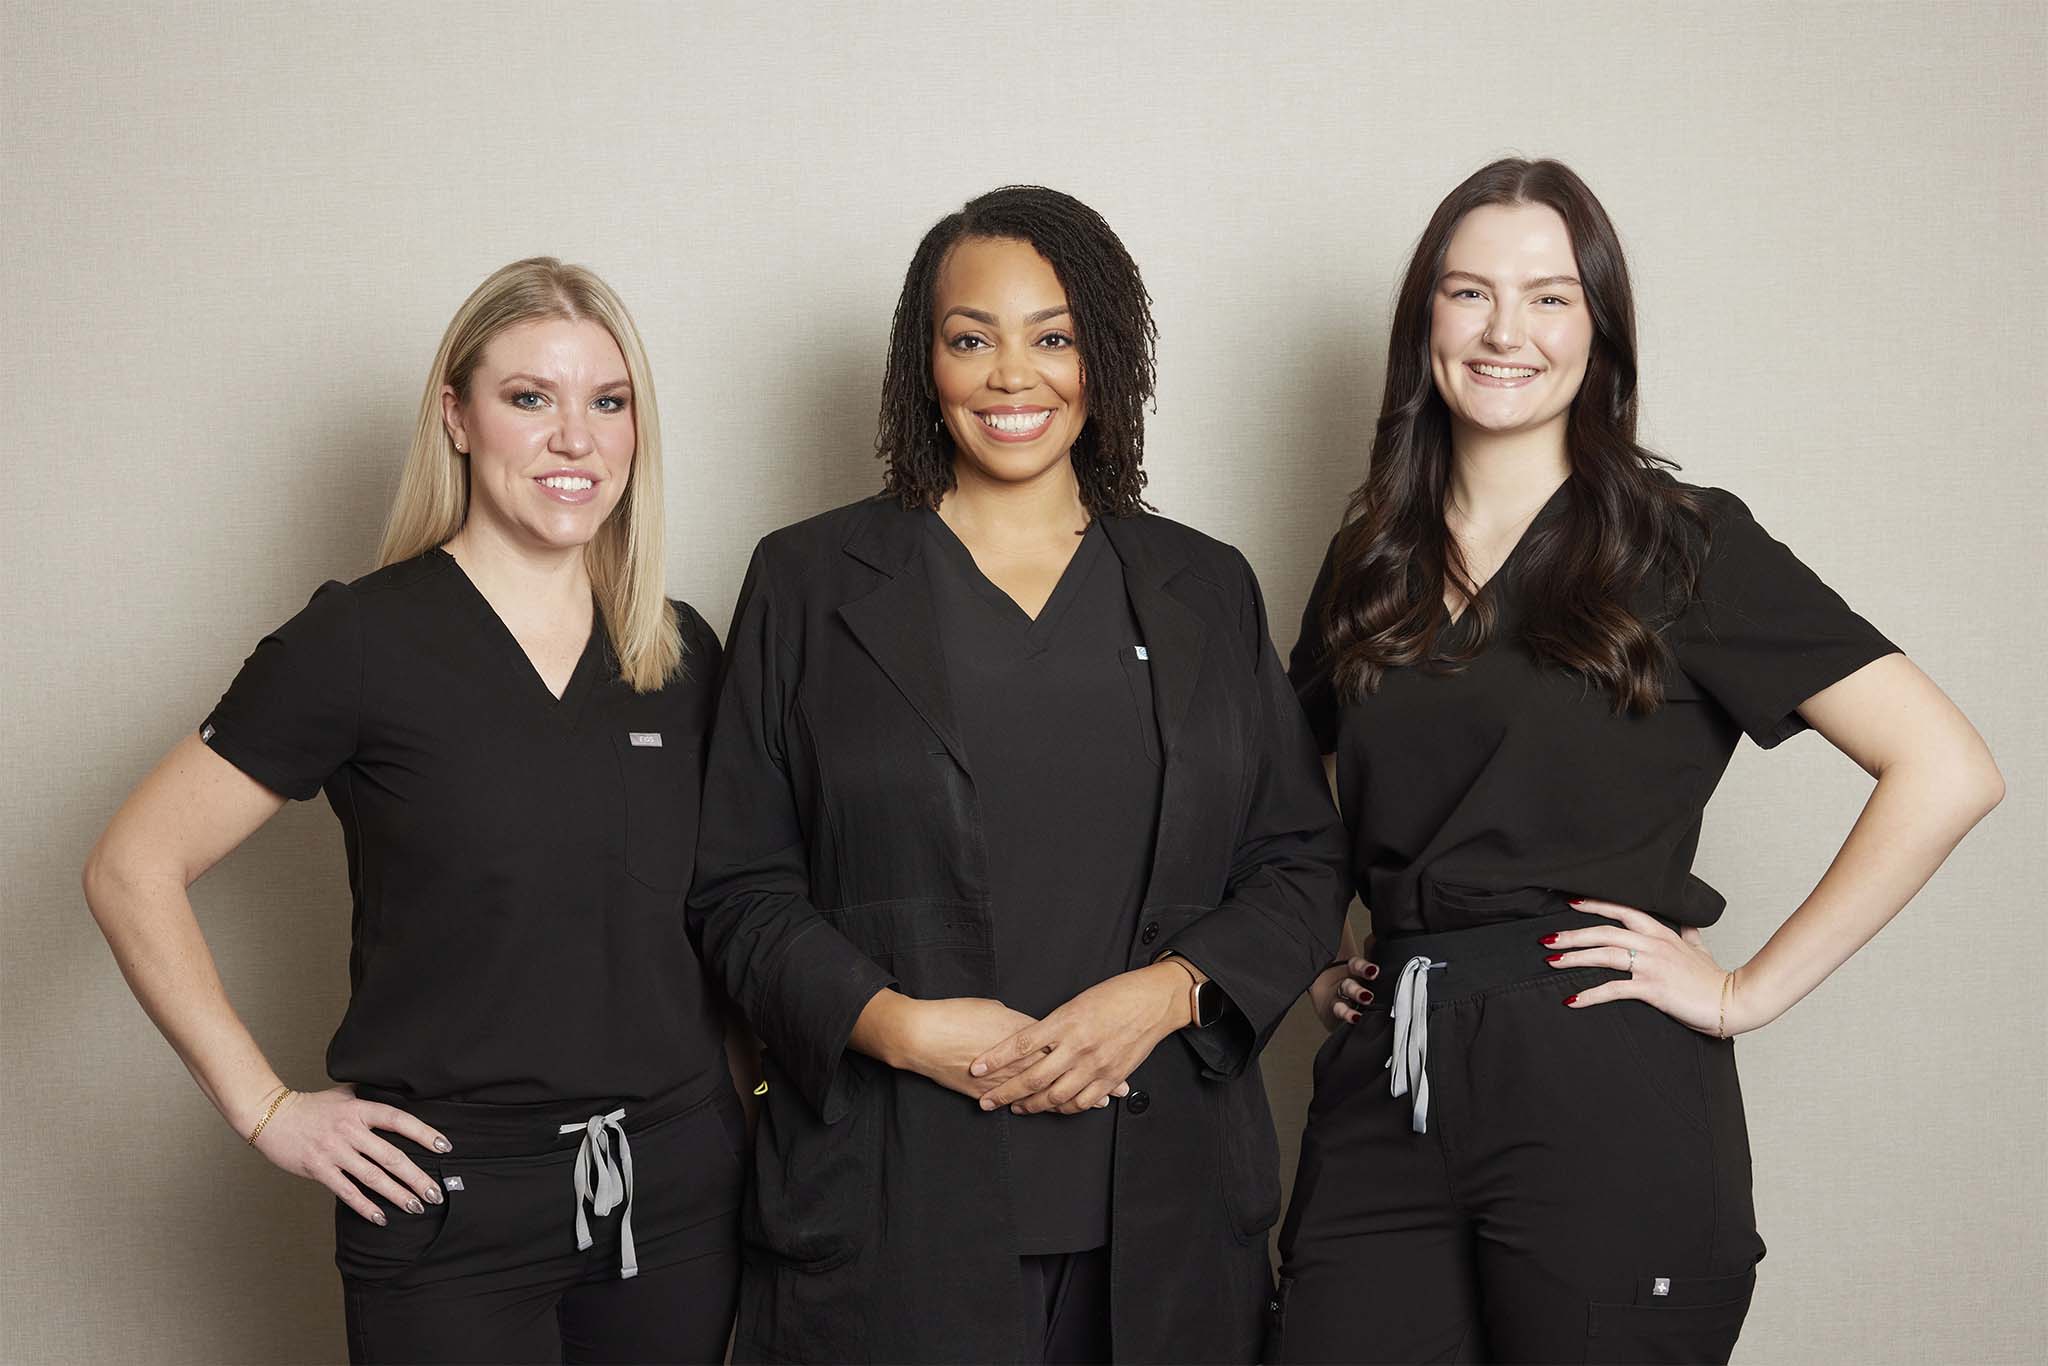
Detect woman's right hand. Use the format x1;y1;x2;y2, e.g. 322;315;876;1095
858;994;1039;1101
247;1084;453;1225
1308;956;1378;1032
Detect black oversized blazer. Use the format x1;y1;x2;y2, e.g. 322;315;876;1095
688;495;1349;1364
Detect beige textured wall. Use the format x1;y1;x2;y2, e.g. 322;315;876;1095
4;2;2042;1362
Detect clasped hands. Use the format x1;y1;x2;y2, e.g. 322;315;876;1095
871;961;1194;1116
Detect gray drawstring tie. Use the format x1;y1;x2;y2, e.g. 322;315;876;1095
558;1108;637;1279
1386;957;1446;1133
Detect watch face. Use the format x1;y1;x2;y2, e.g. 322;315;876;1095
1194;979;1223;1029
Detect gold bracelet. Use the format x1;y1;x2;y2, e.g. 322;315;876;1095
246;1085;293;1146
1716;973;1734;1040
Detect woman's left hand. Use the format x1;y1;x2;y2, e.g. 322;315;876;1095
1546;899;1753;1036
967;964;1189;1115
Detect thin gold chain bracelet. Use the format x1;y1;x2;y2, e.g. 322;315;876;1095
246;1086;293;1146
1716;972;1734;1040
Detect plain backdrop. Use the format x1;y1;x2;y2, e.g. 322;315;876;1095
3;3;2043;1362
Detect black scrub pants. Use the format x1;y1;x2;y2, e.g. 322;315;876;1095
1271;907;1766;1365
1021;1245;1113;1364
338;1073;745;1365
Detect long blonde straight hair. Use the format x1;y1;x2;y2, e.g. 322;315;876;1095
378;258;682;691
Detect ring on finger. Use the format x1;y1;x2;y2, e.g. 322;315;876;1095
1627;947;1637;974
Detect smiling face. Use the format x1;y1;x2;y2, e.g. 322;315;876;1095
441;317;634;554
930;236;1088;491
1429;202;1594;443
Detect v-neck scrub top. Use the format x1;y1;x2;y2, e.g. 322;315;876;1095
923;514;1164;1255
201;549;727;1106
1291;481;1900;938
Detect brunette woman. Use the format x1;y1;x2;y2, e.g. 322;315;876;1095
83;259;745;1364
689;186;1349;1364
1268;159;2003;1365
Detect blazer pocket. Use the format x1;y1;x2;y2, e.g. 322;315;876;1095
742;1052;878;1272
611;731;694;892
1215;1069;1282;1242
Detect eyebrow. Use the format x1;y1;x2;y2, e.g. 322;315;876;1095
499;373;632;391
1440;271;1581;290
941;305;1073;326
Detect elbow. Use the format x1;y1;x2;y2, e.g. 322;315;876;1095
1968;755;2007;822
80;839;124;927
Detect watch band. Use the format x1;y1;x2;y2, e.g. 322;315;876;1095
1161;954;1219;1029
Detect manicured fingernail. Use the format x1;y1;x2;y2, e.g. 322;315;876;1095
371;1211;387;1226
1568;899;1583;906
1546;954;1563;963
424;1186;443;1204
1010;1105;1023;1116
1363;963;1380;979
1541;934;1559;946
979;1097;995;1111
1095;1097;1110;1108
1564;995;1579;1006
971;1063;986;1076
1358;990;1373;1004
405;1198;424;1215
433;1137;452;1153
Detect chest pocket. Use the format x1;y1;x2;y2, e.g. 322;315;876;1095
1117;644;1163;767
611;731;695;891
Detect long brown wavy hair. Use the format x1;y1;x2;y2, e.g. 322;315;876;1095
1318;158;1709;714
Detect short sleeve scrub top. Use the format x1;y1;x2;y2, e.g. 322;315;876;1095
202;549;742;1284
1267;480;1901;1364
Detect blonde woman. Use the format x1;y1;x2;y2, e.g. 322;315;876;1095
83;259;743;1364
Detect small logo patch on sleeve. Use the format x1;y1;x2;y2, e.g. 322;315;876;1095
628;732;663;747
1652;1277;1671;1297
200;724;215;742
1134;646;1149;661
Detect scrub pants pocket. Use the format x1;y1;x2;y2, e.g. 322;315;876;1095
1584;1266;1756;1364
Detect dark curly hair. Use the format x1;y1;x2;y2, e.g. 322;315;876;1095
876;185;1157;518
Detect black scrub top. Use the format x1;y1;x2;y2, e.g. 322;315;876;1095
1291;481;1899;938
202;549;727;1106
922;515;1164;1255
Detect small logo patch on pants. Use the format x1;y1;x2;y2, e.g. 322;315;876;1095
442;1177;464;1191
1653;1277;1671;1297
628;732;663;747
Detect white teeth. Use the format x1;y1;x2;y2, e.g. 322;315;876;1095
1474;364;1538;379
979;410;1054;434
539;475;594;491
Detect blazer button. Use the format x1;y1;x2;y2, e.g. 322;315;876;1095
1140;921;1160;945
1125;1089;1151;1115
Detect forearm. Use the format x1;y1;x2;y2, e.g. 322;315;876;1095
1737;754;2002;1026
83;860;285;1133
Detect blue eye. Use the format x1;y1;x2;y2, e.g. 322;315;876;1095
594;395;627;413
511;391;546;409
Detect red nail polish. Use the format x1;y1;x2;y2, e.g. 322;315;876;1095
1564;994;1579;1006
1541;934;1558;946
1546;953;1563;963
1568;899;1583;907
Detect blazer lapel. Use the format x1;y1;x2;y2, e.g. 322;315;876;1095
836;500;974;776
1101;516;1208;758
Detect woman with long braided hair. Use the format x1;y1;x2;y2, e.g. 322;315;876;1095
690;186;1348;1363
